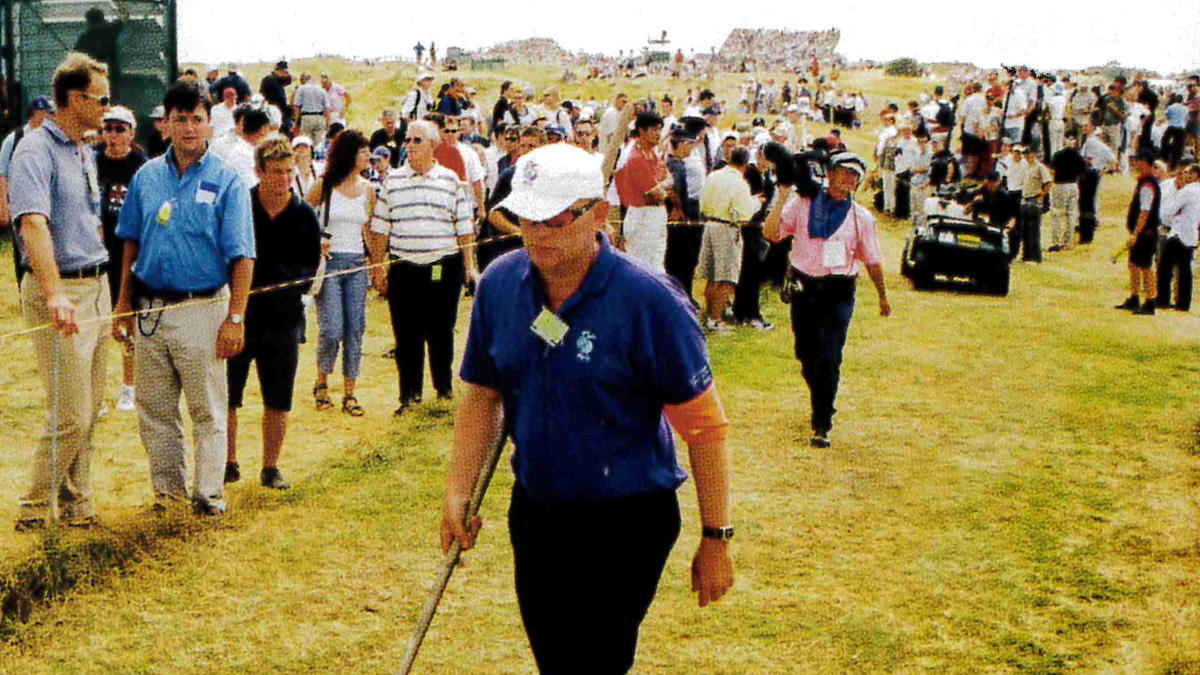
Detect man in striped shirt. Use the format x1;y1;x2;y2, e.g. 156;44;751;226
368;120;477;414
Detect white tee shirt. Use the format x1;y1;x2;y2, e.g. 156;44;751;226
1046;94;1067;122
1004;90;1028;130
211;135;257;188
1162;181;1200;247
961;93;986;136
210;103;236;142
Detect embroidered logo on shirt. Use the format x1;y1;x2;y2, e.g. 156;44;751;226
522;160;538;185
575;330;596;362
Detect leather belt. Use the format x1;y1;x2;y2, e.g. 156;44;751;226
60;262;107;279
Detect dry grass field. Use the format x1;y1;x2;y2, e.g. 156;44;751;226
0;61;1197;673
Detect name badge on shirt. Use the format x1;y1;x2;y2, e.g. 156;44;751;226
430;264;442;282
196;182;218;205
156;200;173;226
530;308;569;348
823;240;848;268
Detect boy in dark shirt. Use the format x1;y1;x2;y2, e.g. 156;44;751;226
1048;130;1086;251
226;137;321;488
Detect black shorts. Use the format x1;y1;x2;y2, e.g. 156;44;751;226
1129;232;1158;269
227;325;302;411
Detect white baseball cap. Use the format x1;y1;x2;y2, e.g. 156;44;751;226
103;105;136;128
497;144;604;222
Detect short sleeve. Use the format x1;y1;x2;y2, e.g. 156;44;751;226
853;207;884;266
646;287;713;405
459;281;499;388
7;138;52;222
732;182;760;223
1139;186;1154;211
0;133;16;177
369;179;391;235
218;176;256;260
454;179;474;236
115;168;144;241
778;193;803;239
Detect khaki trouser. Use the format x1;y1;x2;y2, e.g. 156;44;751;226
910;184;933;230
1049;183;1079;249
18;273;111;521
882;169;897;213
1048;119;1065;156
134;289;230;508
299;113;326;147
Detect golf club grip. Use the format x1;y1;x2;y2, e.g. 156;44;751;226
398;429;509;675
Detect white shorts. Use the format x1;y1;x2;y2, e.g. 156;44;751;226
622;206;667;274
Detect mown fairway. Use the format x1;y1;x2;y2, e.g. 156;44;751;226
0;63;1197;673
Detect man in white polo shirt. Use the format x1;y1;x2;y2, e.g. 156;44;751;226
368;121;476;413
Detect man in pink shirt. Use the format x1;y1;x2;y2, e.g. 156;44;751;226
764;152;890;448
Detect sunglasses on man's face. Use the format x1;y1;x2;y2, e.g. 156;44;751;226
521;200;605;229
443;128;459;134
76;91;110;106
504;135;519;141
103;124;129;133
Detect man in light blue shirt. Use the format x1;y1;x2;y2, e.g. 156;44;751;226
112;79;255;516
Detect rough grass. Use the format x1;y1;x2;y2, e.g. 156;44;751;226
0;64;1198;673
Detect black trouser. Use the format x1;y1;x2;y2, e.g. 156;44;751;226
386;254;463;402
764;236;793;287
1156;237;1194;310
664;220;702;303
1162;127;1186;168
733;226;766;321
1014;201;1042;261
1077;169;1100;244
789;272;856;433
509;484;680;675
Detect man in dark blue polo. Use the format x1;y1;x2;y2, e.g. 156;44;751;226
440;144;734;674
9;53;111;530
112;80;255;516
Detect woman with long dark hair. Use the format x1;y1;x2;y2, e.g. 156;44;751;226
305;130;376;416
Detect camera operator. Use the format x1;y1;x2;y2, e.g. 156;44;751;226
964;172;1017;254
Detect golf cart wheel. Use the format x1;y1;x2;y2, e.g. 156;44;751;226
987;268;1011;296
910;268;934;290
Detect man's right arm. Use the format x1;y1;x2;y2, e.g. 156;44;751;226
440;382;504;553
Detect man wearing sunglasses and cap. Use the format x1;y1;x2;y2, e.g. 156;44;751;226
441;143;734;673
764;151;891;449
0;95;56;287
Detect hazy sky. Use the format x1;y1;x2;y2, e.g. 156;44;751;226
179;0;1200;75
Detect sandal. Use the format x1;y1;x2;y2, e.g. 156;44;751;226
342;395;364;417
313;383;334;411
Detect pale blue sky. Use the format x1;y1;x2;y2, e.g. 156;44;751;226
179;0;1200;75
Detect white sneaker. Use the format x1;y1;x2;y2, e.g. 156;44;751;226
97;403;109;419
117;385;136;412
703;318;731;334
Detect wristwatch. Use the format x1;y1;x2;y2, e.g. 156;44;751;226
227;313;244;325
701;525;735;541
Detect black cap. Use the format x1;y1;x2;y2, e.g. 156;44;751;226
276;60;289;71
985;171;1001;181
1133;147;1158;164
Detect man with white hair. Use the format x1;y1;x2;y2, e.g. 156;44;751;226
540;86;573;140
368;120;476;413
321;72;350;126
441;141;733;675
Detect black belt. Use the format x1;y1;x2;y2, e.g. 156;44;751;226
137;282;221;304
60;262;107;279
301;112;324;116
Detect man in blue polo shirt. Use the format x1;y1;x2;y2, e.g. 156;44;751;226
440;144;734;674
112;80;255;516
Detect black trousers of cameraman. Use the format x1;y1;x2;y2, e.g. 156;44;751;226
1156;236;1194;311
732;226;766;322
789;272;856;434
664;207;702;305
1078;168;1100;244
1162;128;1186;169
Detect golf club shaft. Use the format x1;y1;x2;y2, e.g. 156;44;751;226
398;427;509;675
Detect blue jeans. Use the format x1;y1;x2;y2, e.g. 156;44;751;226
316;253;368;379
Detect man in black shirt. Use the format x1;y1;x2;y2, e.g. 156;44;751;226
96;106;147;412
226;137;321;489
732;144;775;329
1048;130;1086;251
369;108;407;169
965;172;1017;255
259;61;293;135
214;68;251;103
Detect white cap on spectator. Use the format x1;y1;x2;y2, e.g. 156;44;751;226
291;135;313;148
103;105;136;128
785;104;799;112
150;105;165;120
497;144;604;221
